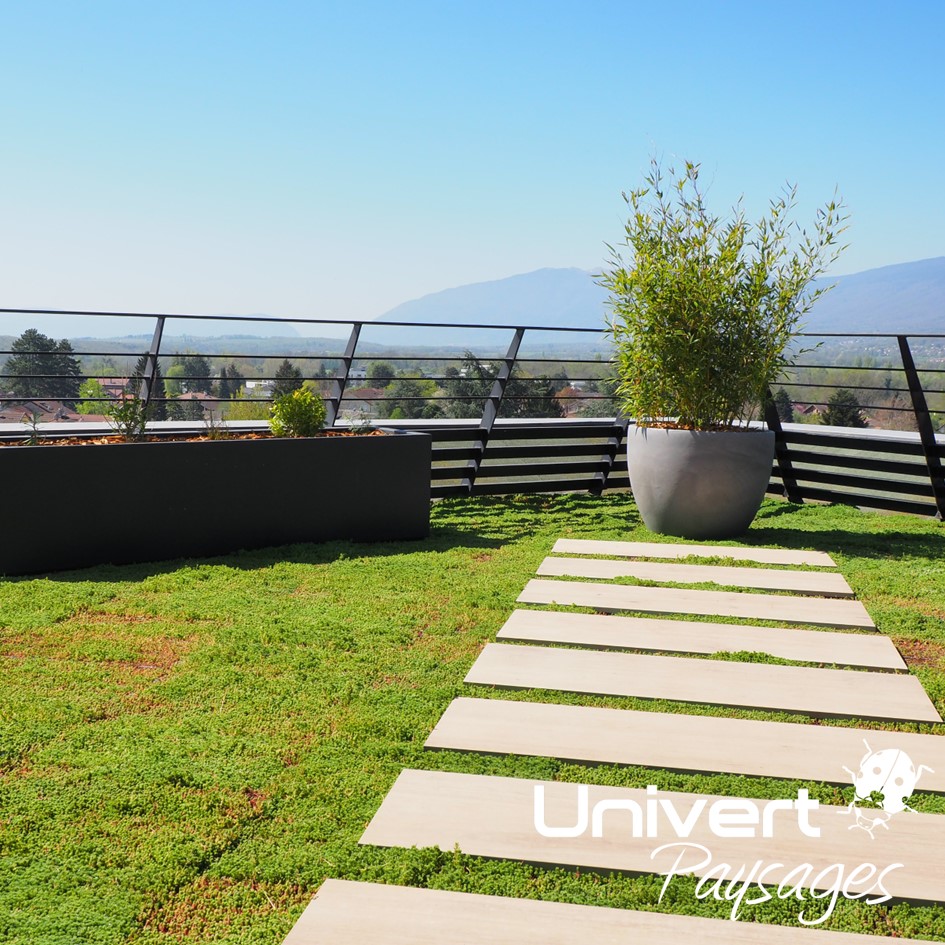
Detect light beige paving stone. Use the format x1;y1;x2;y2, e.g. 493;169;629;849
538;557;855;597
426;698;945;792
497;609;905;670
360;769;945;905
553;538;836;568
283;879;929;944
464;643;941;723
519;579;876;630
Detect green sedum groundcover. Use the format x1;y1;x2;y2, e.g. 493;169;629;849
1;494;944;943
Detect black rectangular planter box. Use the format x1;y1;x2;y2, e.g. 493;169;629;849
0;429;431;576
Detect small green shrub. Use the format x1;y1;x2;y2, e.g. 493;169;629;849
20;411;43;445
269;387;327;437
106;395;149;442
348;409;374;434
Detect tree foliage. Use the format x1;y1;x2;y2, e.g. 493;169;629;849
164;364;186;397
77;378;108;415
2;329;82;405
601;160;847;429
224;388;270;421
165;396;205;421
577;375;619;418
273;359;304;398
376;377;442;419
367;361;397;388
440;353;563;419
170;353;213;394
821;388;867;428
215;364;246;400
773;387;794;423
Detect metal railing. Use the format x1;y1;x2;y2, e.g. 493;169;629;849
1;309;943;518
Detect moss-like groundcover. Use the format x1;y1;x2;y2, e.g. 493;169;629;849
1;495;944;943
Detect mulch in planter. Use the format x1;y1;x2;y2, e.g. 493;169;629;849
0;429;387;447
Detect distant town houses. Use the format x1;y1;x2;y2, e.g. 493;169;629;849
243;379;275;396
175;391;215;405
0;398;87;423
96;377;131;398
0;376;140;423
339;387;385;420
554;385;596;418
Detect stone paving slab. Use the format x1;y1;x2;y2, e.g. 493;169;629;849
496;609;905;670
538;557;855;598
464;643;941;723
553;539;837;568
518;579;876;630
282;879;929;944
361;770;945;904
426;698;945;792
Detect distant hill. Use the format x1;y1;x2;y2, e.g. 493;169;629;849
805;257;945;334
377;267;607;328
2;257;942;353
365;268;609;349
368;257;945;342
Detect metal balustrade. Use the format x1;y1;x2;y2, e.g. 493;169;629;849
1;309;943;518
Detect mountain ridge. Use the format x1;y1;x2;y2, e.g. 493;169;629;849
1;257;941;345
373;257;945;337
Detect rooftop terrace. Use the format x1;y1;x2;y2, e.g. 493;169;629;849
2;493;945;942
2;310;945;941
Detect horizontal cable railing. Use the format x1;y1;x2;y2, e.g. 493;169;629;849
1;309;943;518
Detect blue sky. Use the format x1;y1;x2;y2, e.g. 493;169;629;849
1;0;943;322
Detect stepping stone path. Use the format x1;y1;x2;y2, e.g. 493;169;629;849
464;643;940;722
496;609;906;670
362;769;945;902
427;697;945;791
552;538;838;567
519;579;876;629
285;879;929;945
286;538;944;943
538;556;857;597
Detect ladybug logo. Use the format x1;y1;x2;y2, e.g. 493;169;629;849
841;739;934;839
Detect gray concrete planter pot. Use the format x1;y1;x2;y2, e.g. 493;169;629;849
627;425;775;539
0;429;431;576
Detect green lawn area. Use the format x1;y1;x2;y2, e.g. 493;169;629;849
2;494;945;943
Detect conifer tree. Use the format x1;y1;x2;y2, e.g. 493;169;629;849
821;389;867;428
2;329;82;405
273;360;304;398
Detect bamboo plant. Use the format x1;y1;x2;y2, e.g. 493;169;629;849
600;160;848;430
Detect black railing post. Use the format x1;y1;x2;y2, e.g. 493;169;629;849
325;323;361;427
461;327;525;494
590;416;629;495
898;336;945;519
137;316;166;414
764;387;803;504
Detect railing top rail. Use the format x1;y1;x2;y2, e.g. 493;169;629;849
3;307;945;340
0;308;606;334
796;331;945;339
